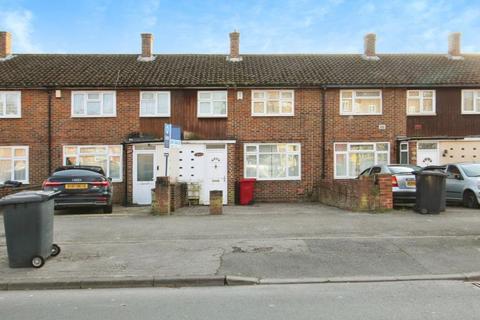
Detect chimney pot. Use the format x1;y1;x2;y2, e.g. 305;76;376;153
363;33;378;60
139;33;155;61
228;31;241;62
448;32;462;58
0;31;12;59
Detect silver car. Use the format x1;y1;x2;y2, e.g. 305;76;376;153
443;163;480;208
358;164;421;205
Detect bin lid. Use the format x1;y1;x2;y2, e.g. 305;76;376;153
0;190;59;206
416;170;447;177
240;178;257;183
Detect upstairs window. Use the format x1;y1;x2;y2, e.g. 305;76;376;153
140;91;171;117
252;90;294;116
197;91;227;118
340;90;382;115
462;90;480;114
0;92;21;118
0;146;28;183
407;90;435;115
72;91;116;117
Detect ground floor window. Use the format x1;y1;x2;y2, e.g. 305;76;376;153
399;142;409;164
0;146;28;183
244;143;301;180
63;145;122;182
334;142;389;179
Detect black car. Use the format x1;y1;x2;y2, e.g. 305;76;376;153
42;166;113;213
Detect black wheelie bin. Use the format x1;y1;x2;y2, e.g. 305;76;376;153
414;170;447;214
0;190;60;268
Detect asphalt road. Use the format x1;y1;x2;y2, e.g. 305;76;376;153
1;281;480;320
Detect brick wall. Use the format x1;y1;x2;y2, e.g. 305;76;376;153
317;174;393;211
170;182;188;210
0;184;41;198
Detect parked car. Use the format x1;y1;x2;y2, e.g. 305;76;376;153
358;164;421;205
424;163;480;208
42;166;113;213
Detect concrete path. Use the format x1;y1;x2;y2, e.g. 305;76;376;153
0;203;479;289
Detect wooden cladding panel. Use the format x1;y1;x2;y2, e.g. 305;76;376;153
407;88;480;138
139;90;227;140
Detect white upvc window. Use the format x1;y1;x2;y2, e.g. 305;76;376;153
461;90;480;114
0;91;21;118
334;142;390;179
399;142;409;164
63;145;123;182
140;91;171;117
251;90;294;116
340;90;382;115
71;91;116;117
197;91;227;118
244;143;301;180
407;90;435;115
0;146;29;184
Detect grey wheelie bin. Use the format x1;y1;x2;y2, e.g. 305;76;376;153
414;170;447;214
0;190;61;268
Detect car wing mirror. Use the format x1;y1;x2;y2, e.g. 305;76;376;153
108;177;113;182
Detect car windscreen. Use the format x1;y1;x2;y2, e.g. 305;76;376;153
460;164;480;177
388;166;420;174
52;169;102;177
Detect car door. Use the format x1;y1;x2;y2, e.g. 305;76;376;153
445;165;464;201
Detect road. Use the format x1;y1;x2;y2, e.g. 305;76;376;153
1;281;480;320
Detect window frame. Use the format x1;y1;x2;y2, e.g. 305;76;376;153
334;142;390;179
406;90;436;116
197;91;228;118
244;143;301;181
399;142;409;164
251;90;295;117
0;91;21;118
461;89;480;114
139;91;171;117
71;91;117;118
339;89;383;116
0;146;29;184
62;145;123;182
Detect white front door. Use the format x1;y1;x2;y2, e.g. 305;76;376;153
133;149;157;205
416;142;439;167
203;146;228;205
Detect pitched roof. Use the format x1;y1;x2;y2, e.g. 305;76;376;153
1;53;480;88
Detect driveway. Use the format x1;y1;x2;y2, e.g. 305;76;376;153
0;203;479;284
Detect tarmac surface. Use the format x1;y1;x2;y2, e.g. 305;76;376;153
0;203;479;289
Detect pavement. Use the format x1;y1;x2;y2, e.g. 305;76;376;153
0;203;480;290
2;281;480;320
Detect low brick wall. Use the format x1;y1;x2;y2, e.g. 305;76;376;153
317;174;393;212
170;182;188;211
0;185;42;198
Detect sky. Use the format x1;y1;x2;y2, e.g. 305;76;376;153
0;0;479;54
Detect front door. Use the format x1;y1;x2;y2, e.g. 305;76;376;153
416;142;439;167
203;146;228;205
133;149;157;205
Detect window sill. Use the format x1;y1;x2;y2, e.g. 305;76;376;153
251;114;295;117
407;113;436;116
461;112;480;115
140;115;171;118
71;115;117;118
0;115;21;119
340;113;382;116
197;115;228;118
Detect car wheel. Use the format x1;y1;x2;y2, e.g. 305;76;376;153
31;256;45;268
103;205;113;214
51;244;61;257
463;190;479;209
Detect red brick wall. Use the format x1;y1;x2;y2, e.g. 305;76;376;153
227;88;322;202
324;88;407;181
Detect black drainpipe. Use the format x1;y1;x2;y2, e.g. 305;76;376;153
122;141;128;207
47;89;53;175
321;87;327;179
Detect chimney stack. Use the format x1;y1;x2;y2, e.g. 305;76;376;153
0;31;12;59
139;33;155;61
448;32;462;59
363;33;379;60
228;31;241;62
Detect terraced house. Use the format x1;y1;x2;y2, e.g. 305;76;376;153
1;31;479;205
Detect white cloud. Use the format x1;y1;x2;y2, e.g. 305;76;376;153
0;9;40;53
